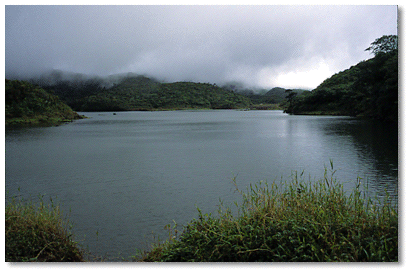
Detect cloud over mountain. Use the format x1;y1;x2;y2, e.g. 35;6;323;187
5;5;397;89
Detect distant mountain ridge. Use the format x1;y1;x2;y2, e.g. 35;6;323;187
23;71;297;111
71;77;252;111
263;87;309;103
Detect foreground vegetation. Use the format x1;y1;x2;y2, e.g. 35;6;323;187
140;166;398;262
5;165;397;262
5;195;85;262
5;79;84;126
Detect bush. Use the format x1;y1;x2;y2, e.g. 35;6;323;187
140;164;398;262
5;195;85;262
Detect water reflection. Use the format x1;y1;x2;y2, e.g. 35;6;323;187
321;119;398;202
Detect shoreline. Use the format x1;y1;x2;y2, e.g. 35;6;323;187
5;113;86;127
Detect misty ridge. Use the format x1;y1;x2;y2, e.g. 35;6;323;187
30;69;145;90
6;33;398;123
6;6;397;91
13;68;306;112
27;69;288;94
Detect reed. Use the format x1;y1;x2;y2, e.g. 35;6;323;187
5;194;85;262
140;164;398;262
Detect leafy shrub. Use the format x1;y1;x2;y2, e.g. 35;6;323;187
140;164;398;262
5;195;85;262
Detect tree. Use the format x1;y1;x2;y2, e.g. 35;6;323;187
284;89;297;113
365;35;398;56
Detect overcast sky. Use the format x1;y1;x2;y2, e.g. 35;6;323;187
5;5;397;89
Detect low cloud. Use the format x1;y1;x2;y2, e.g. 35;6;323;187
5;5;397;89
277;62;334;88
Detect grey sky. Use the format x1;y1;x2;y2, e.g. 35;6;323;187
5;5;397;89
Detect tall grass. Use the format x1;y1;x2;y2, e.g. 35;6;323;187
5;195;85;262
140;165;398;262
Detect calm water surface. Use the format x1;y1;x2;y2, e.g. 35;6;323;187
5;110;398;260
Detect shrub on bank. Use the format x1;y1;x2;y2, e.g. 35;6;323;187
5;195;85;262
140;166;398;262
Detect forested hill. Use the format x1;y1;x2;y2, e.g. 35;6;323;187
5;79;84;126
286;35;398;123
263;87;308;103
220;84;309;105
74;77;252;111
33;72;303;111
29;71;304;111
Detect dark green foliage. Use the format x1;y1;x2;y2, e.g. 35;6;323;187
30;71;305;112
140;167;398;262
5;196;85;262
5;79;84;126
286;35;398;123
76;79;252;111
284;89;297;113
42;79;107;110
365;35;398;56
351;50;398;122
288;66;361;115
31;70;109;109
237;87;309;106
264;87;308;104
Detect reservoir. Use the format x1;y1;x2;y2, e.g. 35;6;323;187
5;110;398;261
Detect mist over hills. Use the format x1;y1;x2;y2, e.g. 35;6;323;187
20;71;251;111
15;69;306;111
5;41;397;122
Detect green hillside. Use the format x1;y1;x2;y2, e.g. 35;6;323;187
31;72;307;112
264;87;309;104
5;79;84;126
220;84;309;109
286;35;398;123
76;77;252;111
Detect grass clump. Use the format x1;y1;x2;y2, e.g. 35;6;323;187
140;165;398;262
5;195;85;262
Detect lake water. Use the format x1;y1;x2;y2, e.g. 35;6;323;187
5;110;398;261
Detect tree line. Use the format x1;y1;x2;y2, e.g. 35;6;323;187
75;78;253;111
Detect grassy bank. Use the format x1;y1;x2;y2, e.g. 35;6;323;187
5;165;398;262
140;166;398;262
5;195;85;262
